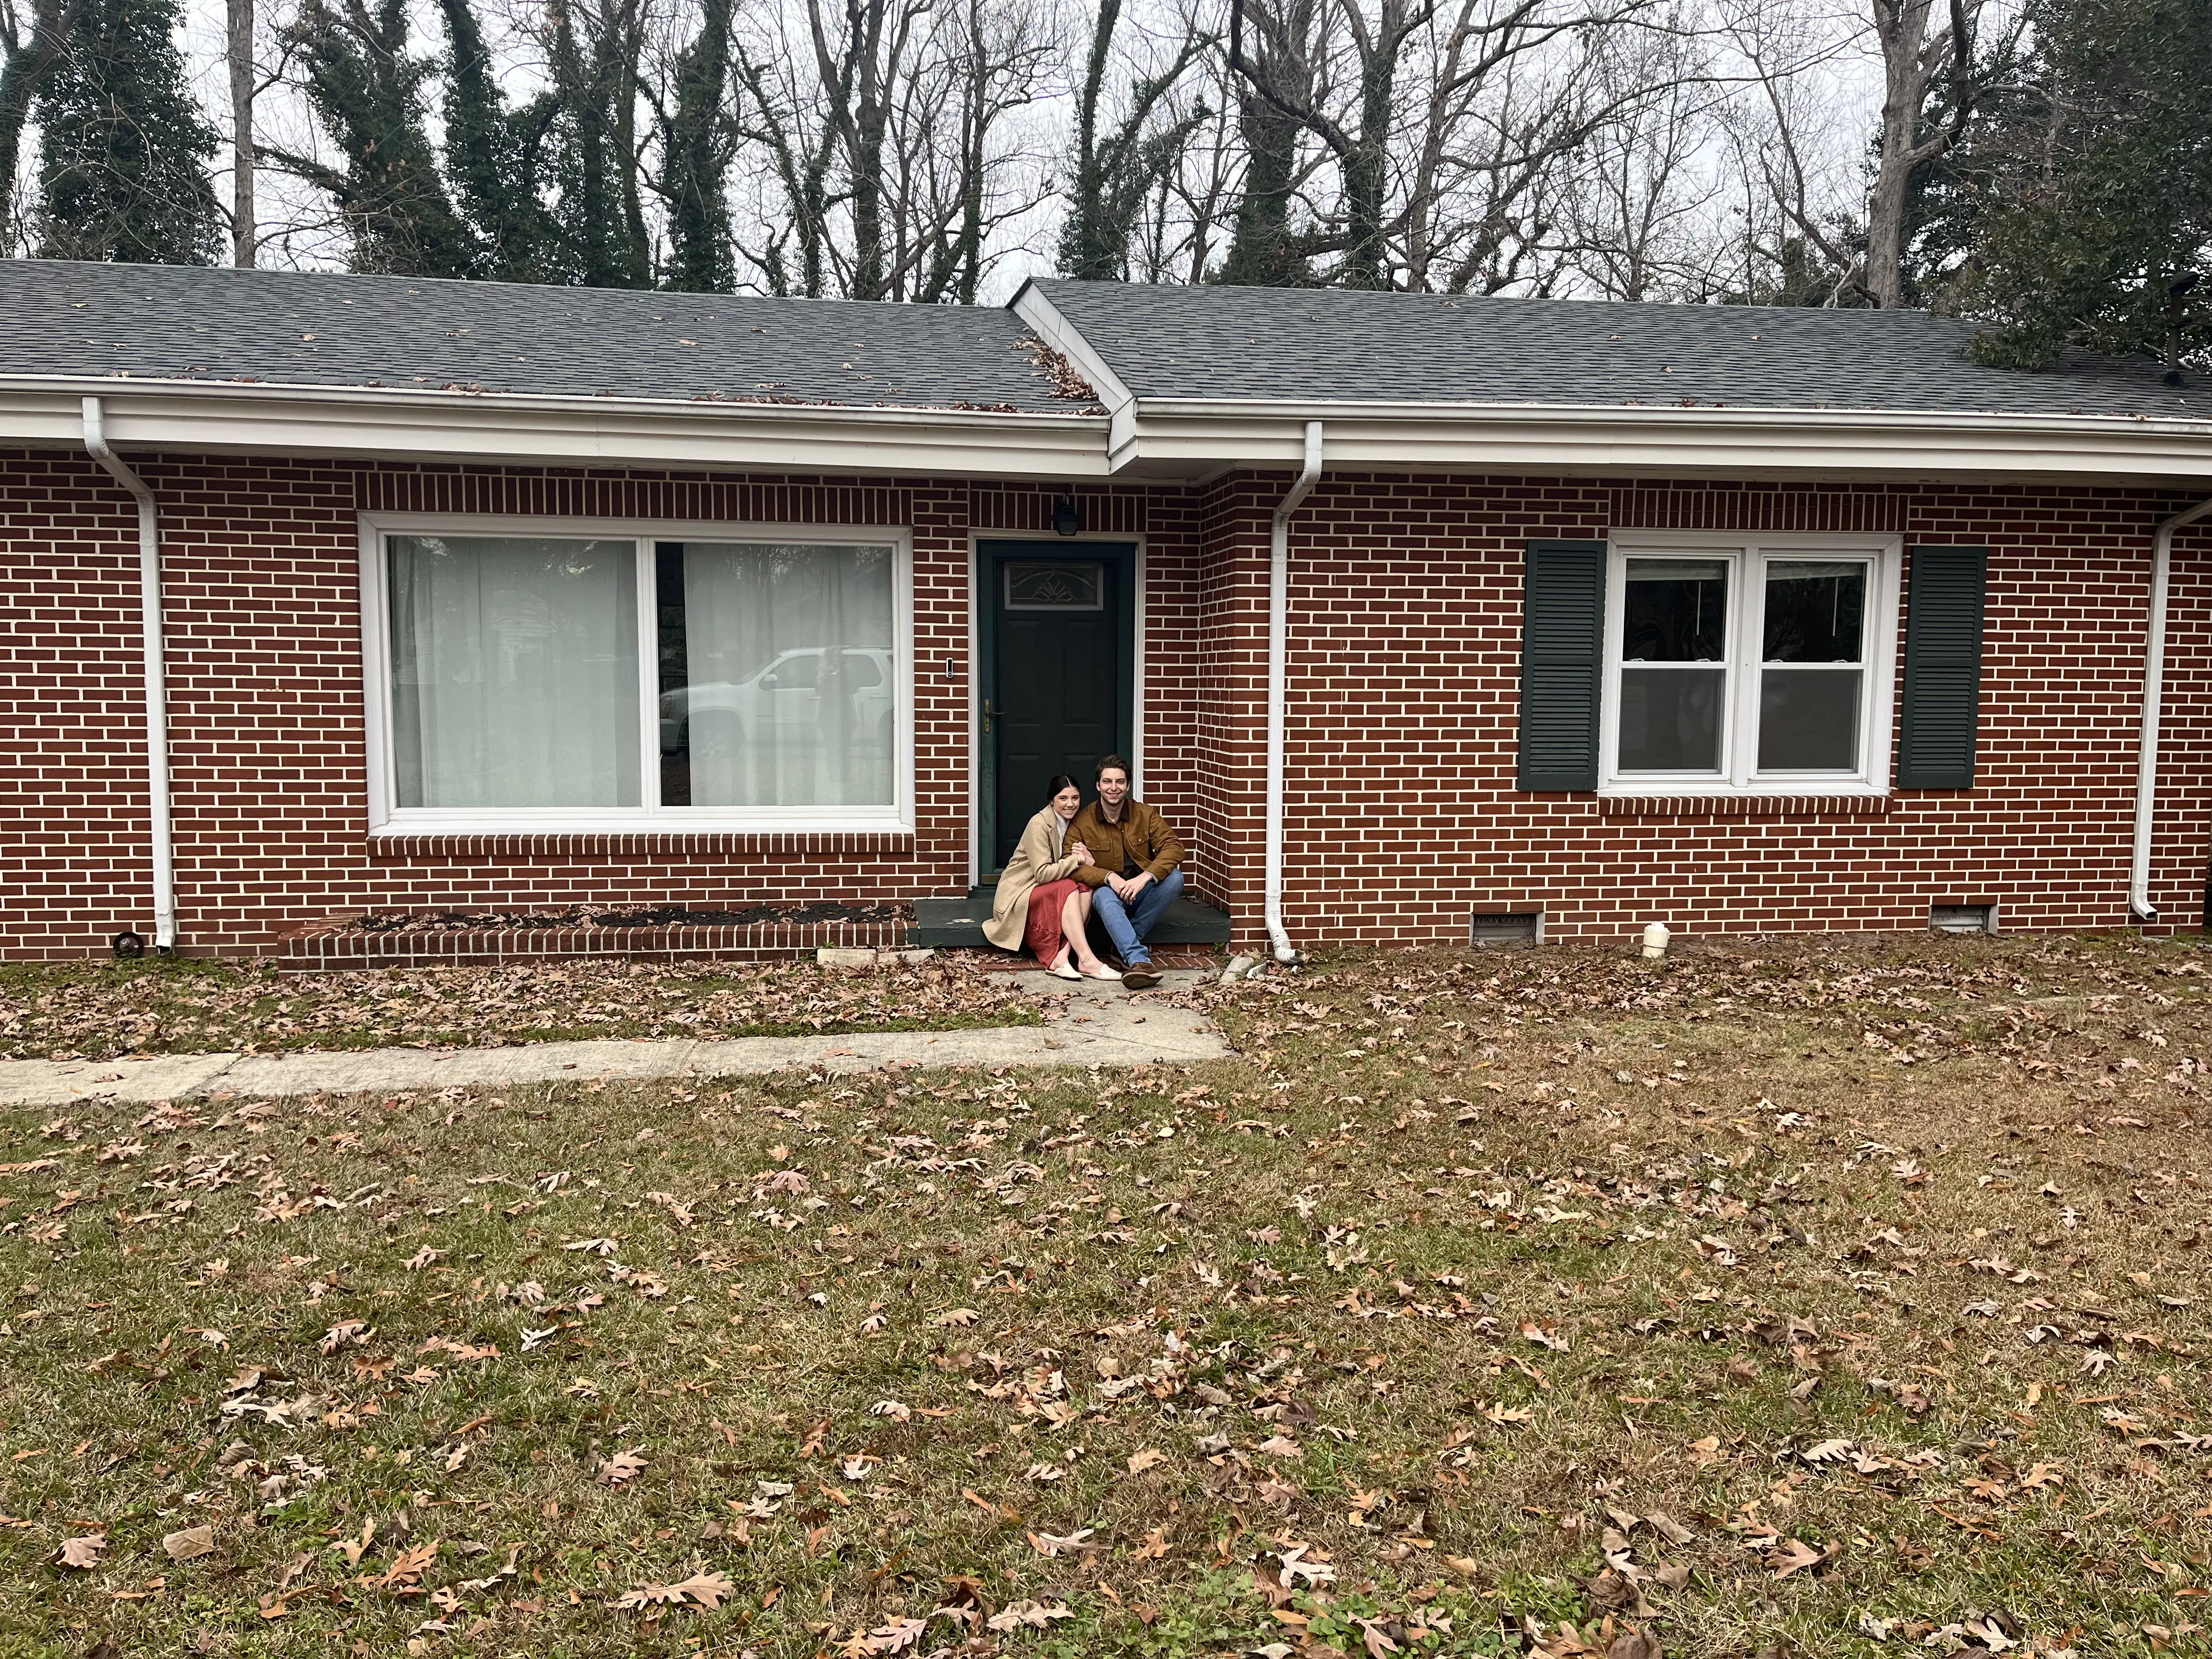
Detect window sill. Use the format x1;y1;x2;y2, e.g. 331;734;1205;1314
1595;793;1893;819
366;828;919;860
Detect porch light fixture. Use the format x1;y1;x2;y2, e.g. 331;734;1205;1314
1051;491;1082;537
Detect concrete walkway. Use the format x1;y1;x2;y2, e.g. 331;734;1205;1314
0;971;1229;1108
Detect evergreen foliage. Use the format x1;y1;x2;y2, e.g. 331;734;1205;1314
1960;0;2212;371
549;0;653;289
438;0;563;283
33;0;219;264
659;0;735;292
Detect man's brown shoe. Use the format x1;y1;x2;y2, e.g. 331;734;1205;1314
1122;965;1163;991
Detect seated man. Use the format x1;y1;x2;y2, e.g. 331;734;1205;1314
1064;755;1184;991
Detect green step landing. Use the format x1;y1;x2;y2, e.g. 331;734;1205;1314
912;889;1231;950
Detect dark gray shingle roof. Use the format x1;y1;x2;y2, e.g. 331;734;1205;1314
0;259;1078;413
1025;278;2207;421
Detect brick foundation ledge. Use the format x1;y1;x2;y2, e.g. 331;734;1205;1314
365;830;919;861
1596;793;1893;819
278;912;913;971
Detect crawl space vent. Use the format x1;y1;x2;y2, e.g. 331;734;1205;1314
1929;902;1997;935
1470;911;1542;947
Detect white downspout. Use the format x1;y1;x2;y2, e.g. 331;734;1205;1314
1263;421;1323;964
82;397;177;952
2130;495;2212;923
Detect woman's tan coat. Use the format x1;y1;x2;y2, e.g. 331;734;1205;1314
984;805;1085;950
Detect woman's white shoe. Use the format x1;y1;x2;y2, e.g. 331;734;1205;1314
1048;958;1083;981
1082;962;1124;980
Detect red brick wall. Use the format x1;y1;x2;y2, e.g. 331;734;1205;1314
3;449;2205;958
1242;473;2212;949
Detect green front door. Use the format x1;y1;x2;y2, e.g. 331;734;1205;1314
979;540;1136;873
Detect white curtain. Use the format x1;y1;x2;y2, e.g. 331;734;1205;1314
388;536;640;809
677;543;894;808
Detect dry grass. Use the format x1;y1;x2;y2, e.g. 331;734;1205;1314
0;956;1040;1062
2;931;2208;1659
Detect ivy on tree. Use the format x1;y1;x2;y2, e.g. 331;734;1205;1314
34;0;220;264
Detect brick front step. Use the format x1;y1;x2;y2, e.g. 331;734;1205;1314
277;913;913;972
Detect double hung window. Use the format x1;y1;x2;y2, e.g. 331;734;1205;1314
1602;535;1897;793
364;519;910;832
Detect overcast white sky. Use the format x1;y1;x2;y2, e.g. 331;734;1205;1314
140;0;1886;301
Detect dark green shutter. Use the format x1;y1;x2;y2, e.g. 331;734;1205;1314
1518;539;1607;791
1895;545;1988;789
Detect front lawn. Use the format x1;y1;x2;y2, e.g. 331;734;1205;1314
2;933;2207;1658
0;955;1040;1062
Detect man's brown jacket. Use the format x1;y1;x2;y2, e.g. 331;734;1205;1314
1063;798;1184;889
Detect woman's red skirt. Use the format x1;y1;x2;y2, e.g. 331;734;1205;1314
1024;878;1082;964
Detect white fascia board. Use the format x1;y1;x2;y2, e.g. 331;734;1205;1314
0;377;1113;479
1116;400;2212;483
1007;284;1139;462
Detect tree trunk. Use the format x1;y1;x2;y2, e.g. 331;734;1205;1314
0;0;83;242
1863;0;1972;308
1060;0;1119;279
663;0;735;290
227;0;253;264
1339;0;1404;290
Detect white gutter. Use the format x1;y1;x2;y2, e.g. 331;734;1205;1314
2130;495;2212;922
1;379;1111;480
1264;421;1323;964
82;397;177;951
1104;402;2212;484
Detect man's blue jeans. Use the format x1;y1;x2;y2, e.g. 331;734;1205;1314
1091;868;1183;965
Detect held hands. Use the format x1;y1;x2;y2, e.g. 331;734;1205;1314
1069;840;1091;865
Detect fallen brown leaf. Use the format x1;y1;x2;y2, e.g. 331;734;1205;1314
57;1533;106;1569
162;1526;216;1562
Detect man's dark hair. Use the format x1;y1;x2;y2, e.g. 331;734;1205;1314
1094;754;1130;782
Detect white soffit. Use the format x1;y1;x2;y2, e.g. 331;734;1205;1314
8;375;2212;487
0;379;1114;480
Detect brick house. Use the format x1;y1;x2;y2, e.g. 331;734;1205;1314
2;259;2208;963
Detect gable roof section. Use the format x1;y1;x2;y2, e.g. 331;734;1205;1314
1017;277;2203;421
1012;279;2212;482
0;259;1075;411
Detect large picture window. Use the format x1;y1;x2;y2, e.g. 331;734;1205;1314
1601;535;1898;794
364;519;910;832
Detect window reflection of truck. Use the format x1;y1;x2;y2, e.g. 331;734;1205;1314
659;647;893;758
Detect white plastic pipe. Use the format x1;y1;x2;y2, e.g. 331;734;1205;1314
82;397;177;951
2130;495;2212;923
1264;421;1323;964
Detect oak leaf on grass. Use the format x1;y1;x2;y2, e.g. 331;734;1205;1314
1764;1537;1830;1579
612;1571;735;1612
599;1449;649;1486
57;1533;106;1569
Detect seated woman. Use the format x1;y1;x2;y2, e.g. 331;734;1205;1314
984;775;1122;981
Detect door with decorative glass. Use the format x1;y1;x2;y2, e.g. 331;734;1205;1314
978;540;1136;872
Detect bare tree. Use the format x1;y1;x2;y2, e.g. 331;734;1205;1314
1555;14;1724;297
1861;0;1975;307
805;0;924;299
1058;0;1211;280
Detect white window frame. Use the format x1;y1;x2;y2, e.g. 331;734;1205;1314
358;511;915;835
1599;530;1900;797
